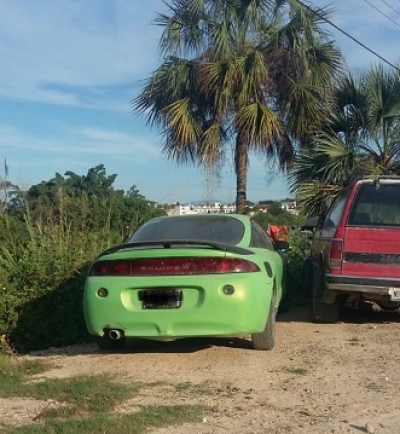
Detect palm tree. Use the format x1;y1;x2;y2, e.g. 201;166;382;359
134;0;343;213
290;64;400;216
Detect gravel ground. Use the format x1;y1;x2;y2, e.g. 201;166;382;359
2;306;400;433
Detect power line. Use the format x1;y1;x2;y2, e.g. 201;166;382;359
363;0;400;28
379;0;400;18
296;0;400;73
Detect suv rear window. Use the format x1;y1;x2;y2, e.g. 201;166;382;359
348;183;400;227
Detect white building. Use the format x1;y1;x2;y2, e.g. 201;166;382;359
167;202;236;215
280;201;298;215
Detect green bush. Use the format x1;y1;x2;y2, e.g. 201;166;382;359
0;166;166;353
0;212;114;352
285;230;312;297
0;208;161;352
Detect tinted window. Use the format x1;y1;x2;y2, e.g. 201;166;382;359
348;183;400;227
323;189;349;228
250;221;274;250
129;216;245;245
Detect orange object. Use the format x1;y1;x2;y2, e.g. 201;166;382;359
268;225;290;242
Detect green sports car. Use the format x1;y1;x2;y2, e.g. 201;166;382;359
83;214;288;351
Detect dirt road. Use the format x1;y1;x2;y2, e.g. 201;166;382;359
5;306;400;433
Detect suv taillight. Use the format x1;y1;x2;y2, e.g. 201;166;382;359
329;239;343;269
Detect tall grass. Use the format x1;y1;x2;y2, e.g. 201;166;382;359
0;195;130;352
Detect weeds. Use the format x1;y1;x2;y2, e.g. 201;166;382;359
174;381;215;396
8;405;207;434
0;352;49;396
348;336;361;346
32;374;135;414
0;352;208;434
285;367;308;376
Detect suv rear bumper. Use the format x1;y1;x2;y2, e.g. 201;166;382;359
326;274;400;298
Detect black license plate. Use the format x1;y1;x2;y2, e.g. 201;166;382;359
141;289;182;309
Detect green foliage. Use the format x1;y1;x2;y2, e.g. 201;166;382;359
0;210;110;352
252;209;310;302
290;64;400;215
285;367;308;376
0;352;49;396
13;164;165;238
285;230;313;296
0;352;132;408
0;352;206;434
0;165;165;352
8;405;206;434
32;374;135;415
252;204;304;228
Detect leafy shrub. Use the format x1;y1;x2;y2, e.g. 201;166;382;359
0;208;162;352
285;230;313;297
0;212;113;352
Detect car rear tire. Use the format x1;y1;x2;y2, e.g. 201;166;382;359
311;269;340;323
95;335;126;350
251;302;276;350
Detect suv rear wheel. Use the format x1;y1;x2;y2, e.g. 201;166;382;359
311;268;341;323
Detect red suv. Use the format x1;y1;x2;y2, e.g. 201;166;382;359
308;176;400;322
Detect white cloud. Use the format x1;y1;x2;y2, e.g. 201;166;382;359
0;0;166;107
0;123;160;160
1;0;398;109
78;127;161;158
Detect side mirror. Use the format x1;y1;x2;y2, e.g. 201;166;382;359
301;216;319;231
275;240;289;250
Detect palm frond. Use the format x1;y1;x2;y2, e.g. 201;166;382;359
236;101;293;169
293;180;342;216
163;98;202;145
156;0;206;56
282;80;325;139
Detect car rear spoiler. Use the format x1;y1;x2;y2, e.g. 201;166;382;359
96;240;255;258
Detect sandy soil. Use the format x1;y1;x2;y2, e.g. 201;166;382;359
3;306;400;433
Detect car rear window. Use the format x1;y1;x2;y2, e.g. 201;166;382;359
348;183;400;227
128;216;245;245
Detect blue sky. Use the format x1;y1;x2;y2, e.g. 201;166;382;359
1;0;399;204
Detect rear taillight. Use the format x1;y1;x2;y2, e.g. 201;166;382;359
90;257;260;276
91;260;131;276
329;239;343;269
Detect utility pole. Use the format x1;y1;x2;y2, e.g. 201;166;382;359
3;158;8;212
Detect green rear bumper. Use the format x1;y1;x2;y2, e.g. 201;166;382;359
83;273;273;340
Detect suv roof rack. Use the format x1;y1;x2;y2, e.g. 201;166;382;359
361;175;400;180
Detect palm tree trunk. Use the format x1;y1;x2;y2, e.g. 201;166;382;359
235;132;248;214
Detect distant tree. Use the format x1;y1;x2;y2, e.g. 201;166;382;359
267;202;285;217
16;165;165;239
253;202;300;227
